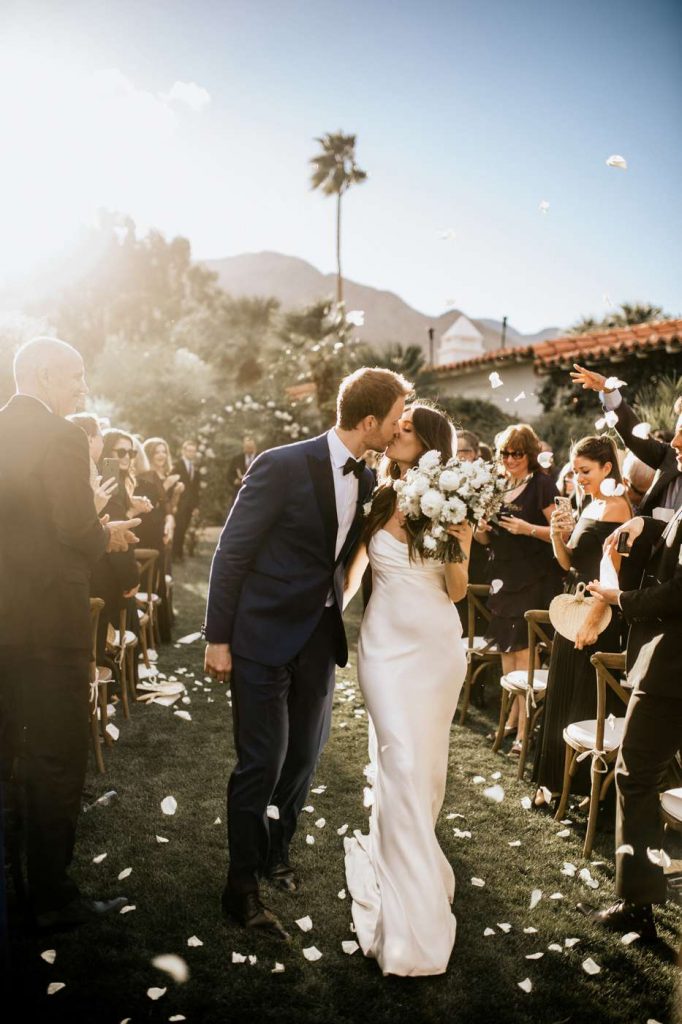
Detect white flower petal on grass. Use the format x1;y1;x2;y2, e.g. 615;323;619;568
606;154;627;170
106;723;120;741
564;937;580;948
92;853;107;864
302;946;322;962
526;952;544;960
549;893;564;900
311;786;327;794
604;376;627;390
523;927;538;934
489;372;503;389
363;788;374;808
156;835;169;844
582;957;601;975
232;952;247;964
337;824;348;836
548;943;563;952
306;835;315;846
647;847;672;868
559;819;573;826
521;797;532;810
632;423;652;440
483;785;505;803
161;796;177;816
540;786;553;804
490;579;503;595
248;955;257;966
118;867;132;880
296;916;313;933
556;829;571;838
303;806;315;813
518;978;533;993
338;889;346;900
446;812;465;820
616;843;634;856
471;877;486;888
315;818;326;829
561;862;577;877
187;936;203;947
47;982;65;995
342;940;359;955
169;1017;186;1022
497;923;512;933
266;805;280;820
472;775;486;785
484;927;496;937
538;451;554;470
539;200;550;214
41;949;57;964
508;840;522;847
621;932;640;945
578;867;599;889
147;987;167;1000
176;632;202;644
119;905;136;914
151;954;189;983
452;828;472;839
174;710;192;722
271;962;285;973
491;771;502;780
213;817;221;825
529;889;542;910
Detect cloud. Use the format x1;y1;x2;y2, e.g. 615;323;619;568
164;81;211;112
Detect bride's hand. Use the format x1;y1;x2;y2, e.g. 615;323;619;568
446;521;473;543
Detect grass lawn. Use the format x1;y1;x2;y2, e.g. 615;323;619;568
7;530;681;1024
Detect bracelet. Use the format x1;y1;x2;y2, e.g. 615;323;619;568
529;526;538;537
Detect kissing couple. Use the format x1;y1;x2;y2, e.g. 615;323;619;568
204;367;472;977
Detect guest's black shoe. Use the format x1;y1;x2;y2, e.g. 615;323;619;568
266;862;299;893
577;899;657;941
36;895;129;932
221;889;290;941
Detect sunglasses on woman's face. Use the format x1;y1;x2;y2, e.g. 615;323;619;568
500;449;525;460
113;447;133;458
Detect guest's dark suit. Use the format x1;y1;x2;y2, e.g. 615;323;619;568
0;395;108;913
204;433;374;892
615;507;682;903
172;458;201;558
611;398;681;514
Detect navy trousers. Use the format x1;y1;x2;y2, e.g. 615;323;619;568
226;607;341;893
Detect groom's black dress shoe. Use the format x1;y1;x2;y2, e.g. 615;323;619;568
266;862;299;893
577;899;657;941
222;889;291;941
36;895;129;932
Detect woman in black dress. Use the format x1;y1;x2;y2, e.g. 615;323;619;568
475;424;562;755
532;435;631;805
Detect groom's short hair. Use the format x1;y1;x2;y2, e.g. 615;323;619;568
337;367;413;429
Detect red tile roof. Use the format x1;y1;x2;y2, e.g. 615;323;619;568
433;318;682;375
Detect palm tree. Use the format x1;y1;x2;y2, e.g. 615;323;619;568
309;132;367;305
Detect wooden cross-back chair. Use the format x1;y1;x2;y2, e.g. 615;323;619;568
458;584;502;725
134;548;160;668
554;650;629;858
491;609;553;780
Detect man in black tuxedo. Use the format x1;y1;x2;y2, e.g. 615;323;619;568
571;364;682;516
172;439;201;560
0;337;139;930
227;435;258;508
582;409;682;940
204;368;412;939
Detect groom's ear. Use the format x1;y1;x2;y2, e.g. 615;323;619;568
360;414;378;433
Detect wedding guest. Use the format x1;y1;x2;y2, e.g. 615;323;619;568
580;411;682;939
478;442;493;462
475;424;562;755
172;440;201;561
68;413;117;513
532;436;631;807
228;435;258;507
621;451;655;513
0;337;137;930
571;364;682;516
137;437;183;642
456;430;480;462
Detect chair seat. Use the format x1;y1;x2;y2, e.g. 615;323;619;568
462;635;498;653
95;666;113;684
110;629;138;648
501;668;549;693
661;787;682;822
563;717;626;752
136;592;161;605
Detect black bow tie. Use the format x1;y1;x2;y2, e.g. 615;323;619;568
342;457;366;479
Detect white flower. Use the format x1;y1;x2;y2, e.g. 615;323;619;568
423;534;437;551
420;489;445;519
363;501;373;516
410;475;430;496
444;496;467;522
418;450;441;472
439;469;460;491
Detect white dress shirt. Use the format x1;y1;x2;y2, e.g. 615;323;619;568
326;429;361;605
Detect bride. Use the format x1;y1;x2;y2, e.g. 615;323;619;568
343;403;471;977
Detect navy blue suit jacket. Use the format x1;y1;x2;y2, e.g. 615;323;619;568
203;432;374;667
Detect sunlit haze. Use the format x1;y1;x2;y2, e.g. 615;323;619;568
1;0;680;331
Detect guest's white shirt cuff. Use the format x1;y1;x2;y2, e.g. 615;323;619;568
599;389;623;411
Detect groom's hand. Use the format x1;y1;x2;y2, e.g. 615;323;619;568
205;642;232;683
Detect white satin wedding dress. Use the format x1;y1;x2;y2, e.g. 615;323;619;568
344;529;466;976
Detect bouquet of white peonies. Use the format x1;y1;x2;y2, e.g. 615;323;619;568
393;450;507;562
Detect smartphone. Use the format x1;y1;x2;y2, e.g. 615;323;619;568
616;531;630;556
101;458;120;496
554;496;572;512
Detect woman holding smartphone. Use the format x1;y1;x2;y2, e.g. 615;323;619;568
531;435;630;807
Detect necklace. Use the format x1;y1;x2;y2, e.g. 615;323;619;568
503;472;532;495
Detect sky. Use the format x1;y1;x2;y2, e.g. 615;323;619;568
1;0;680;332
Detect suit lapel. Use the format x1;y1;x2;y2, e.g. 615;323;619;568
336;467;374;566
306;434;337;564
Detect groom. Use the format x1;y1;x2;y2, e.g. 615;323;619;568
204;366;412;939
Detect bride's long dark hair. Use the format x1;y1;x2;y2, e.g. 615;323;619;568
363;402;456;560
